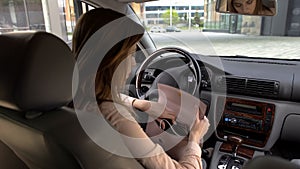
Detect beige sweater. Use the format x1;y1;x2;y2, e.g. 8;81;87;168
99;101;203;169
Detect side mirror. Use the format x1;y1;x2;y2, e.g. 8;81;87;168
216;0;277;16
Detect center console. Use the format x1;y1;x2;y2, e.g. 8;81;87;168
217;97;275;147
209;141;265;169
209;97;275;169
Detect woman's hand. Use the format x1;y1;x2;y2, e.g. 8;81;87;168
189;110;210;144
133;99;176;122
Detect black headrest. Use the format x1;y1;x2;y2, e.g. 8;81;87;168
0;31;75;111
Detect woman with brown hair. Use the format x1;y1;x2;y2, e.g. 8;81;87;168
72;8;209;169
228;0;275;15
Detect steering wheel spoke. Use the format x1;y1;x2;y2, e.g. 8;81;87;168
136;47;202;99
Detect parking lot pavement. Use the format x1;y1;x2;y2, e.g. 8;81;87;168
149;32;300;59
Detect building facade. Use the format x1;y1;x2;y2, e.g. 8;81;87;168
203;0;233;32
143;0;204;28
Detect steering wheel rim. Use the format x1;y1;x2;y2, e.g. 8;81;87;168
135;47;202;99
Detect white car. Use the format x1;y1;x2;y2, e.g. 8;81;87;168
150;26;166;33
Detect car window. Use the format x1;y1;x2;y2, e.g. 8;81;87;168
0;0;46;33
132;0;300;60
0;0;81;42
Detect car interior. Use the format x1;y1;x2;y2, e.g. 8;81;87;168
0;0;300;169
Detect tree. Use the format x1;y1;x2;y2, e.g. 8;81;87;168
192;11;204;28
162;9;179;25
183;13;187;21
193;12;201;26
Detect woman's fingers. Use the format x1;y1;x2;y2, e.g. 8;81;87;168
189;109;210;143
199;116;210;134
159;109;176;122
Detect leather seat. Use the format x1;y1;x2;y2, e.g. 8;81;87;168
0;140;29;169
0;31;144;169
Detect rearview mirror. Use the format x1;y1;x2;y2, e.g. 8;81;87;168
216;0;277;16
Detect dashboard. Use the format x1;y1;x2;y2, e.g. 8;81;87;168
200;56;300;101
135;53;300;151
200;55;300;150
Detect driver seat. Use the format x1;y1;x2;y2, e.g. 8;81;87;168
0;31;144;169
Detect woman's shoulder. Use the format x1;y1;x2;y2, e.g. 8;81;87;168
100;101;128;111
100;101;136;121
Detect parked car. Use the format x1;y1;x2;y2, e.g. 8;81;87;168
166;26;181;32
149;26;166;33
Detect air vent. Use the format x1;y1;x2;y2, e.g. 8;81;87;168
226;77;246;92
246;79;279;96
217;76;280;98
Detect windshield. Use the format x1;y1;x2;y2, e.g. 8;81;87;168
131;0;300;60
1;0;299;60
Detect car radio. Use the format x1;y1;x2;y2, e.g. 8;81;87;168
223;114;263;131
217;97;275;147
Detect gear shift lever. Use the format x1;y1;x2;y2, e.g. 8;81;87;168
218;136;244;169
228;135;243;158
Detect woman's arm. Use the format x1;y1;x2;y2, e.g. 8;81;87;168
99;102;209;169
119;93;176;122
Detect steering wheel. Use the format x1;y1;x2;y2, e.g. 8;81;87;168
136;47;202;100
135;47;202;132
134;47;203;133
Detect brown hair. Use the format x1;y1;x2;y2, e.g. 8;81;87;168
228;0;263;14
72;8;144;103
